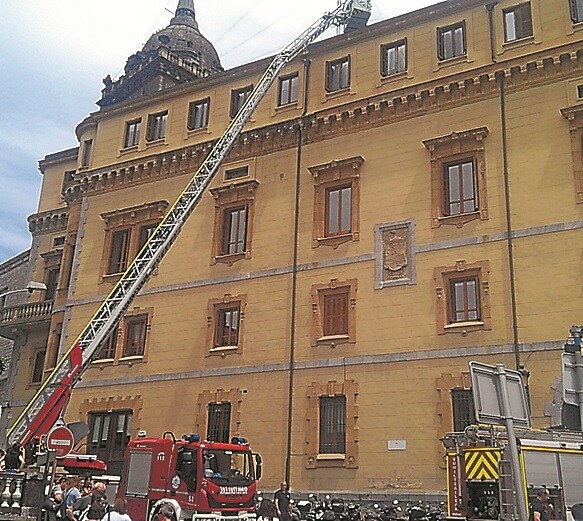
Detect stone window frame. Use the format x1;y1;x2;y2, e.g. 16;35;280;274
309;156;364;248
305;379;358;469
278;73;300;107
436;372;472;466
29;348;47;387
503;2;533;43
195;388;243;438
374;219;416;289
311;279;357;347
40;249;63;301
560;104;583;203
437;21;467;61
123;118;142;149
209;180;259;266
230;85;253;118
206;294;247;357
380;39;407;77
325;56;351;93
100;201;168;281
422;127;489;229
433;260;491;336
92;307;154;366
146;110;168;142
188;97;211;131
569;0;583;23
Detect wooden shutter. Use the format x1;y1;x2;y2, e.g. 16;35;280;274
323;292;349;336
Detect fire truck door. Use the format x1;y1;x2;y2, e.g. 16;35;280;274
124;450;153;521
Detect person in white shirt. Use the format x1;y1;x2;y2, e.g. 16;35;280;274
100;498;131;521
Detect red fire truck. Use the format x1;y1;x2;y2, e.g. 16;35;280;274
117;433;262;521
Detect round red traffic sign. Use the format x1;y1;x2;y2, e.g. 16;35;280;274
46;426;75;457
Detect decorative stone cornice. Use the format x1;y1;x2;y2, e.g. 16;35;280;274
63;46;583;205
28;208;69;235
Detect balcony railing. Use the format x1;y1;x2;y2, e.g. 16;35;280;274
0;301;53;327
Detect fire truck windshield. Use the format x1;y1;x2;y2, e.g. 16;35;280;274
203;449;254;485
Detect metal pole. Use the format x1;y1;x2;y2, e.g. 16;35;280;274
496;364;529;521
570;326;583;432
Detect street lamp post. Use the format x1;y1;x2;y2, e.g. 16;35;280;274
0;281;48;445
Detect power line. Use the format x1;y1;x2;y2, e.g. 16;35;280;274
215;0;265;44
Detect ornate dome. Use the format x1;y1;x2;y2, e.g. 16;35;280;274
140;0;223;74
98;0;223;108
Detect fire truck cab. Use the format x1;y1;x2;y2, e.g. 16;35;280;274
443;427;583;521
117;433;261;521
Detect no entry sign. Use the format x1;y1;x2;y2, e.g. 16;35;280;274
46;426;75;457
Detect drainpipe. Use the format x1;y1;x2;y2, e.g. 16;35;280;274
285;57;311;486
497;73;521;371
486;3;498;63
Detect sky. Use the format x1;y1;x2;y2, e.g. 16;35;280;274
0;0;438;264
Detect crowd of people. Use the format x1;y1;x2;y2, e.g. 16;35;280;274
42;477;131;521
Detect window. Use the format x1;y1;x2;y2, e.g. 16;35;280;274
311;279;357;347
309;156;364;248
53;236;66;248
443;159;478;216
146;111;168;141
323;291;349;337
188;98;210;130
221;206;248;256
210;180;258;264
325;186;352;237
44;268;60;301
381;39;407;76
449;276;480;323
31;349;46;384
230;86;253;118
326;57;350;92
0;287;7;309
207;295;247;355
224;166;249;181
124;119;141;148
560;104;583;203
305;380;358;469
504;3;533;42
107;229;131;275
207;402;231;443
81;139;93;167
89;410;132;475
278;74;299;106
570;0;583;23
422;127;489;228
215;306;240;347
101;201;168;278
437;22;466;60
452;389;476;432
433;260;491;335
123;315;148;357
319;396;346;454
48;322;63;369
99;325;119;360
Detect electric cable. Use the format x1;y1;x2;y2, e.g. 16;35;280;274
215;0;266;44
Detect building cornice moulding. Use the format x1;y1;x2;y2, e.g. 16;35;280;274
63;46;583;204
28;208;69;235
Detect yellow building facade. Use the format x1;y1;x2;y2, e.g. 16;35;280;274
3;0;583;495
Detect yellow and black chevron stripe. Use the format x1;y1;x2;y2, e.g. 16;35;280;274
464;449;501;481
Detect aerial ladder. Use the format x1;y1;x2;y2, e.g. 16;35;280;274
6;0;372;461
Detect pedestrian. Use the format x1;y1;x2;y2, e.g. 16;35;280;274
64;477;82;509
274;482;291;521
100;498;131;521
69;482;108;521
5;442;25;471
156;506;175;521
529;488;551;521
43;486;64;521
257;499;279;521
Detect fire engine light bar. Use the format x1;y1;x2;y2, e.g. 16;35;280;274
519;439;582;450
182;433;201;442
231;436;248;445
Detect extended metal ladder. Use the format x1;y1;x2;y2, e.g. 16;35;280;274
6;0;372;448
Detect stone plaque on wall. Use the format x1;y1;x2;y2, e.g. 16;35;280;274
374;220;416;289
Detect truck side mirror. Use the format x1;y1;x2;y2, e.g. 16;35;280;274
254;454;262;480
